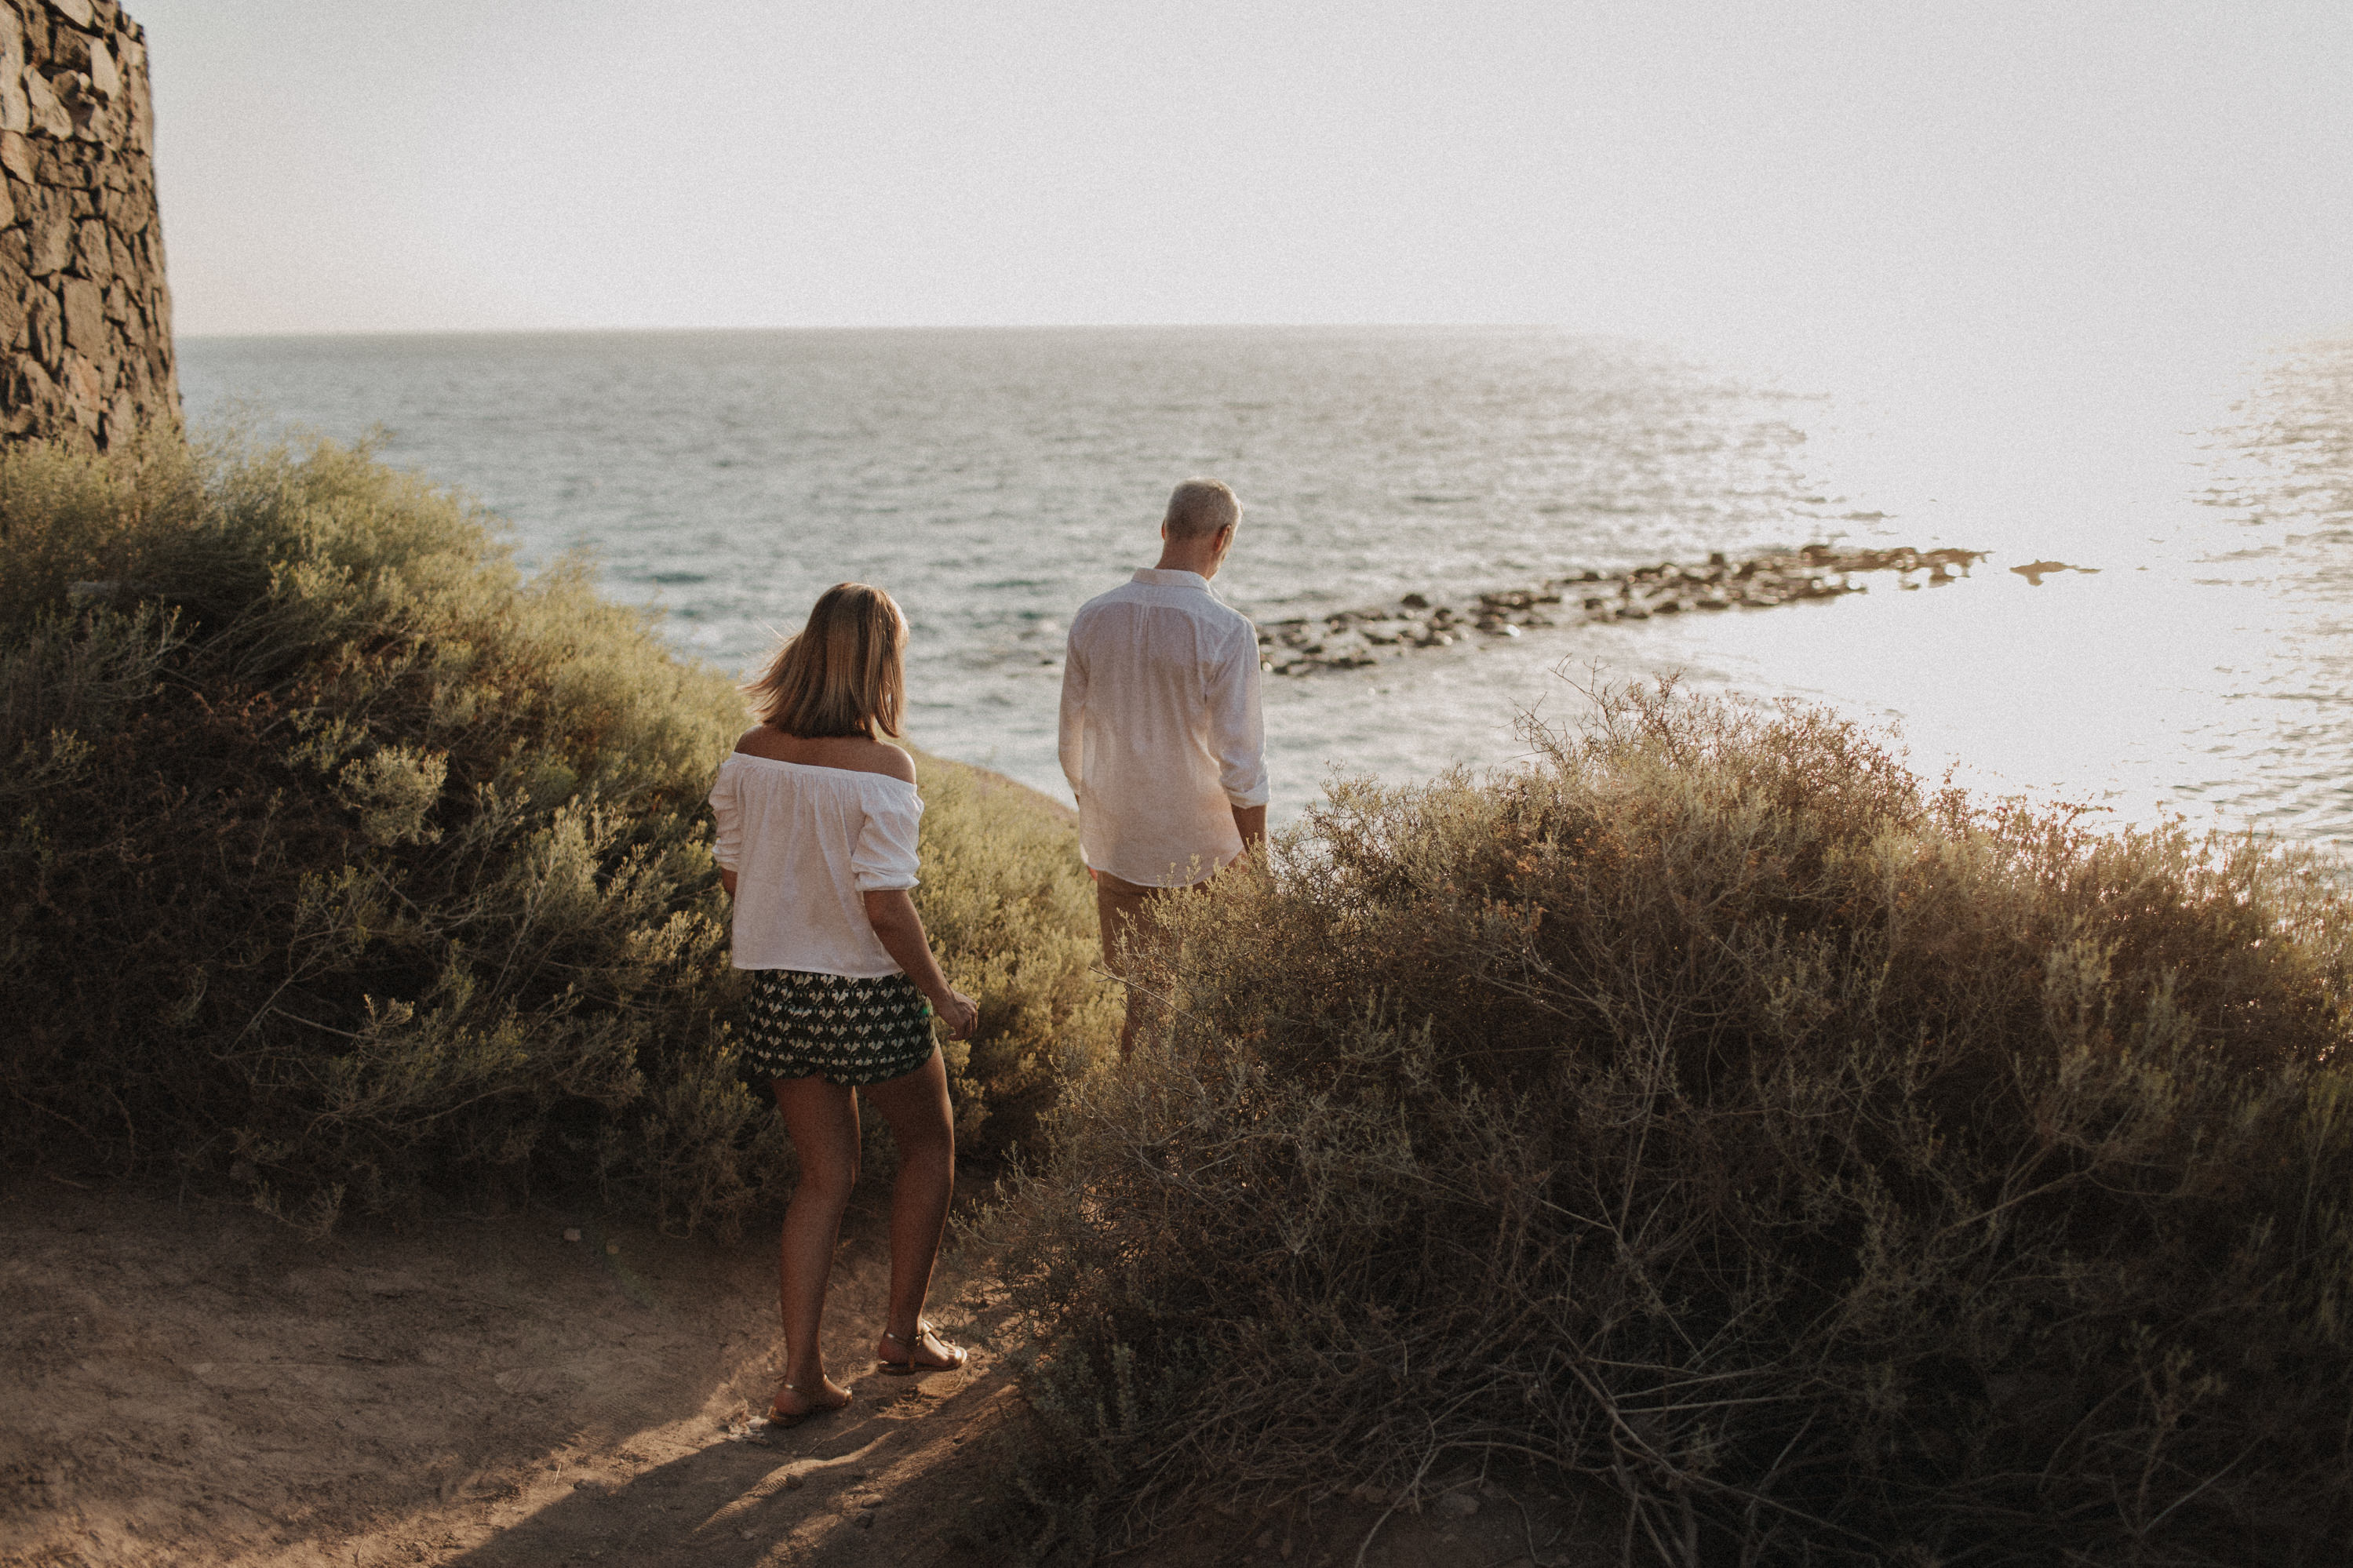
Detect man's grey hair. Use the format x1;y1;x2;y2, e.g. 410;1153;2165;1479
1163;478;1241;540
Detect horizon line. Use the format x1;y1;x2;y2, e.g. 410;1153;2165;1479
177;320;1615;344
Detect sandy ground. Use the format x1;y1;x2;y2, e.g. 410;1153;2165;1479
0;1173;1616;1568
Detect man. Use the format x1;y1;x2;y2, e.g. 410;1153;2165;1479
1058;478;1269;1055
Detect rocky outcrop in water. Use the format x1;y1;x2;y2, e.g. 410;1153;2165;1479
0;0;177;450
1258;544;1986;675
2009;559;2099;586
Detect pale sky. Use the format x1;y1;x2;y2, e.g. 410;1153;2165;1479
140;0;2350;371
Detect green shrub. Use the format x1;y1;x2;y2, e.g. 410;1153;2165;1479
917;761;1122;1162
986;679;2353;1565
1;432;1113;1232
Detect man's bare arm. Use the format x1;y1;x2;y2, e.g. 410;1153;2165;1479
1231;804;1266;857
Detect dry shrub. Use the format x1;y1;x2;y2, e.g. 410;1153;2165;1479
2;432;1111;1232
986;678;2353;1566
916;761;1121;1163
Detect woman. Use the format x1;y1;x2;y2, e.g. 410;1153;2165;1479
709;582;981;1426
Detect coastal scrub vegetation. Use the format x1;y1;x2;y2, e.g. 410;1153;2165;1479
989;680;2353;1565
0;431;1113;1232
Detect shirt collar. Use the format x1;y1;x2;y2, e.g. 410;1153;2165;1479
1130;568;1215;592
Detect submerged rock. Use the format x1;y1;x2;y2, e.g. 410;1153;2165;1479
1255;544;1987;675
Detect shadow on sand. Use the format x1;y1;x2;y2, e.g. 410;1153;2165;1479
447;1353;1025;1568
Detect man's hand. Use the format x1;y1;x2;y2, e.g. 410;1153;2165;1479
1231;804;1267;857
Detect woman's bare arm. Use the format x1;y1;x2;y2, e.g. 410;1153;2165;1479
864;890;978;1039
715;869;971;1038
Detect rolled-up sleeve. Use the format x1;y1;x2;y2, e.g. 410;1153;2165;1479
1209;621;1269;808
851;792;923;892
708;762;741;871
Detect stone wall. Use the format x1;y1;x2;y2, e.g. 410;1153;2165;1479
0;0;173;449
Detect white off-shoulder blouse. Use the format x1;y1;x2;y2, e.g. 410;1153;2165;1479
708;753;923;976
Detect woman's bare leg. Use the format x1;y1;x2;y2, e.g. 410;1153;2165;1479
858;1050;960;1362
770;1075;861;1413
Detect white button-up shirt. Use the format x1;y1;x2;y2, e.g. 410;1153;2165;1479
1058;568;1269;887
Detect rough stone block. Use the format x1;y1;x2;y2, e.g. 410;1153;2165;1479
27;196;71;273
62;350;102;427
23;65;70;138
68;78;107;143
48;0;93;29
26;282;58;365
16;351;54;404
59;272;98;350
122;45;144;154
87;96;124;149
0;127;29;180
72;215;106;280
0;15;24;135
86;37;114;99
101;275;126;322
46;23;87;75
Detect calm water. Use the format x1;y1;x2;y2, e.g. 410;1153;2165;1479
180;328;2353;847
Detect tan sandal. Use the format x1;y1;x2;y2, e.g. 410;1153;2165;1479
876;1320;967;1374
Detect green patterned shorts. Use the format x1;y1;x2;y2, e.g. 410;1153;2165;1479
739;969;938;1088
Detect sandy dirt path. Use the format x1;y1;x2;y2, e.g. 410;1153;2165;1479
1;1175;1613;1568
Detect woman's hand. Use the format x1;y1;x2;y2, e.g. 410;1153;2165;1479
932;988;980;1042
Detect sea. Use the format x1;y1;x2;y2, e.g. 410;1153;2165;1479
177;327;2353;850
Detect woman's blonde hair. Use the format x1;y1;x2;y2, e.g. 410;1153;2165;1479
742;583;907;738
